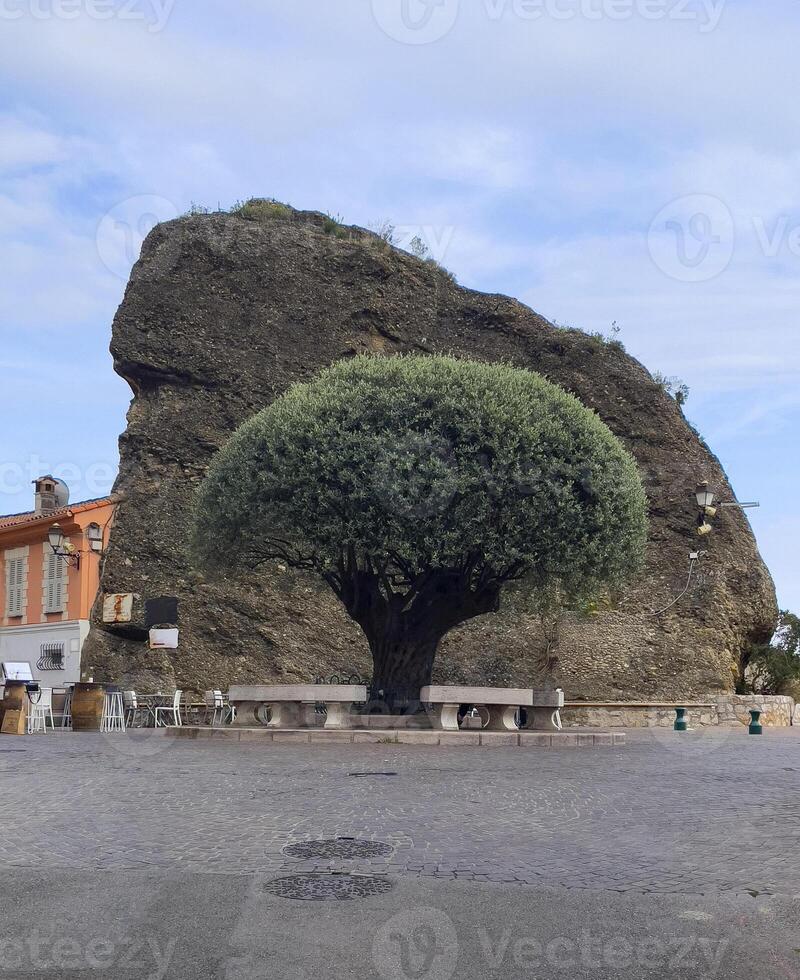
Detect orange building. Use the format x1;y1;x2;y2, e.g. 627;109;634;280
0;476;116;685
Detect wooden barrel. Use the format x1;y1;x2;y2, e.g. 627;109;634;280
0;681;28;735
71;683;106;732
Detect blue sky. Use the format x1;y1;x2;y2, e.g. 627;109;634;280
0;0;797;610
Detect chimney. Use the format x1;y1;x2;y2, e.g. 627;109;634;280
33;476;69;516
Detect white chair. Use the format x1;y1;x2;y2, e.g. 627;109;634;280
61;689;73;730
204;690;223;726
51;687;72;731
155;690;182;727
122;690;140;728
27;688;55;734
205;689;235;726
101;689;126;733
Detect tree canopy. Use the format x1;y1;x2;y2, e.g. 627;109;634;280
741;610;800;695
193;354;648;703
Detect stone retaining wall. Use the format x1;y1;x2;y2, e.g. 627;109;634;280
564;695;795;728
714;695;795;727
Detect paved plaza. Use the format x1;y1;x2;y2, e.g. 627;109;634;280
0;729;798;978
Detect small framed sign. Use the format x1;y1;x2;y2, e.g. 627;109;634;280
102;593;134;624
149;628;179;650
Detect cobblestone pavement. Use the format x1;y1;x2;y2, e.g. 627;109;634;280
0;729;798;897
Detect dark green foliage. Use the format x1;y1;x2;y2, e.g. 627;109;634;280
740;610;800;694
195;354;647;589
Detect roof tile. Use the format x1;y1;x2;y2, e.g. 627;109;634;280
0;497;116;531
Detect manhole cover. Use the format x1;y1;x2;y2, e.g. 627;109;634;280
264;873;394;901
283;837;394;859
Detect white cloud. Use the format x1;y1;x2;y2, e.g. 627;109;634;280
0;114;69;170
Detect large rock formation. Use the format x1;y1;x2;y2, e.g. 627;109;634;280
83;205;777;699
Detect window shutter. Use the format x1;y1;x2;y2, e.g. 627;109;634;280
44;552;66;614
5;557;25;617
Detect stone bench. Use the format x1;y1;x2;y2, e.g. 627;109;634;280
228;684;367;730
420;685;534;732
528;688;565;732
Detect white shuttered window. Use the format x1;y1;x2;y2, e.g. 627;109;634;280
44;551;67;614
5;556;26;617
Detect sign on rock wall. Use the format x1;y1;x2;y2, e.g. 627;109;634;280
102;593;134;624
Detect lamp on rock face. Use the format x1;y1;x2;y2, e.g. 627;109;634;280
693;480;760;537
695;481;715;509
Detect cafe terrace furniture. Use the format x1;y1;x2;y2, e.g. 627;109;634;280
27;688;55;734
122;690;144;728
101;688;126;732
50;687;73;730
204;690;235;727
205;690;225;726
0;680;29;735
70;683;106;732
228;684;367;730
154;690;183;728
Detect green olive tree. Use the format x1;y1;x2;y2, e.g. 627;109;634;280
193;355;648;706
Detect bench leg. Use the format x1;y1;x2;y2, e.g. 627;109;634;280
230;702;265;727
523;707;563;732
429;703;460;732
301;702;322;728
323;702;353;730
266;702;302;729
484;704;520;732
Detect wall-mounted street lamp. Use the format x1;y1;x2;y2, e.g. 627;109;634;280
652;483;761;616
694;481;759;536
695;481;716;510
48;522;105;569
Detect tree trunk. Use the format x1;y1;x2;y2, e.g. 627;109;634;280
329;565;501;711
368;634;441;710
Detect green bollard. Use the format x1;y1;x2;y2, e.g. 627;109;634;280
748;709;763;735
674;707;687;732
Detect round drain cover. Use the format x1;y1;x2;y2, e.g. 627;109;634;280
282;838;394;859
264;873;394;901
